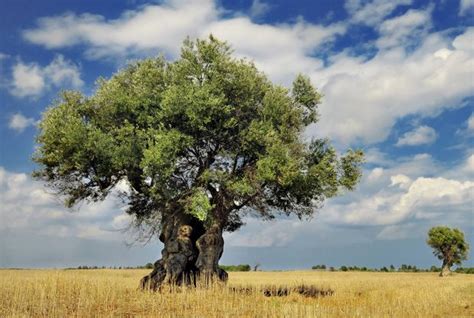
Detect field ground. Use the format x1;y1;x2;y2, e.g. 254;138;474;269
0;269;473;317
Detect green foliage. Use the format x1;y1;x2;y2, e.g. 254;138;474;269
398;264;419;272
219;264;251;272
142;129;193;181
292;74;321;125
73;263;156;270
311;264;326;270
145;263;154;269
430;265;440;272
34;36;364;234
319;264;435;272
184;188;213;221
427;226;469;267
454;267;474;274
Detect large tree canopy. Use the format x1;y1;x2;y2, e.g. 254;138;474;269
34;36;363;288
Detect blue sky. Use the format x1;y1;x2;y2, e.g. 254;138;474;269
0;0;473;269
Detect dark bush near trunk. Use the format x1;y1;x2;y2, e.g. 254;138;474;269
230;284;334;298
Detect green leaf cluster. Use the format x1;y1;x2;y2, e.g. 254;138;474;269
184;188;213;222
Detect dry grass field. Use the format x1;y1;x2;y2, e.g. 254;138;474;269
0;269;472;317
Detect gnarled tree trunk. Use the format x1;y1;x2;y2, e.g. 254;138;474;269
139;211;227;291
439;261;451;277
195;224;228;284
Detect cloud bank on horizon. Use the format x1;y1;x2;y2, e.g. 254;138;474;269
0;0;472;267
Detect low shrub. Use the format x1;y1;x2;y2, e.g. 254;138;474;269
219;264;251;272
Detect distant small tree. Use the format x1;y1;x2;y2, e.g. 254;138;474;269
340;266;348;272
427;226;469;277
389;264;395;271
253;263;261;271
311;264;326;270
430;265;439;272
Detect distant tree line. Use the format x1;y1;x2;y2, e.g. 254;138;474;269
69;263;155;270
66;263;473;274
70;263;256;272
311;264;326;270
453;267;474;274
311;264;474;273
70;263;257;272
219;264;252;272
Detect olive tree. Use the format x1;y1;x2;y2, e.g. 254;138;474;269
427;226;469;277
34;36;364;290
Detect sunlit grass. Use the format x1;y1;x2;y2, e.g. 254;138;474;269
0;269;472;317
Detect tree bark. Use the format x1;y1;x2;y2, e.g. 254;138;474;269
139;212;227;290
439;261;451;277
195;224;228;284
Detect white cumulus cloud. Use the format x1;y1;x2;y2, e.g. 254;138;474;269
11;62;45;98
390;174;412;189
467;113;474;131
10;55;83;98
396;125;437;146
321;152;474;240
345;0;413;26
310;28;474;144
459;0;474;16
328;174;473;226
0;167;132;241
249;0;271;19
22;0;220;59
376;8;432;50
8;113;36;133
